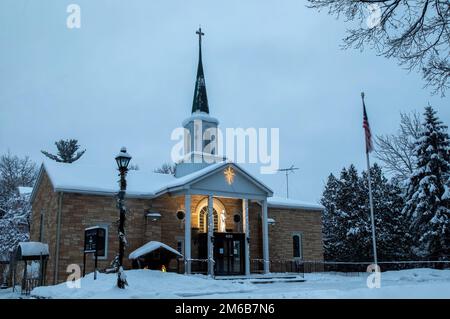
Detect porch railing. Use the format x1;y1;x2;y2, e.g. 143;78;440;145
176;258;209;274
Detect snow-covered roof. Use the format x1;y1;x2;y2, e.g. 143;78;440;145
267;197;324;211
153;160;273;196
18;186;33;195
30;161;321;212
182;111;219;126
31;160;273;201
32;160;175;200
17;242;49;257
128;241;183;260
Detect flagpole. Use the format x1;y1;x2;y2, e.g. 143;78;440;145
366;150;378;266
362;92;378;267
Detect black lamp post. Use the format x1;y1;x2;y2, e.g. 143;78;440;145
115;147;131;289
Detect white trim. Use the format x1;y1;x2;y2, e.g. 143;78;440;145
184;194;192;274
182;112;219;127
196;197;226;232
89;224;109;260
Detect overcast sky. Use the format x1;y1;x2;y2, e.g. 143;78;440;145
1;0;449;203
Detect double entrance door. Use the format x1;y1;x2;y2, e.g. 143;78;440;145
198;232;245;276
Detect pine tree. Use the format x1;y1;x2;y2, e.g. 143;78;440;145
321;173;341;260
402;106;450;260
41;139;86;163
337;165;371;262
322;164;411;263
361;164;411;261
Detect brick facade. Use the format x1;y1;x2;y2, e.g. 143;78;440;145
30;171;323;284
268;208;324;261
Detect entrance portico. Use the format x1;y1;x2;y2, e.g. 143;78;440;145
156;161;272;276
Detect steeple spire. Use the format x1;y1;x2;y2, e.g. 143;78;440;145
192;27;209;114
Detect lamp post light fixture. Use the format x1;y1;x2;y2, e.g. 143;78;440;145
115;147;132;289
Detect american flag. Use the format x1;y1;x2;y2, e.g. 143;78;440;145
362;92;373;153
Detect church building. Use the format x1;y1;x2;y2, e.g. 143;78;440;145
29;29;324;284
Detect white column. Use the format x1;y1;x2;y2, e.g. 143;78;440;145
262;199;270;274
184;194;191;274
243;199;250;276
207;195;215;277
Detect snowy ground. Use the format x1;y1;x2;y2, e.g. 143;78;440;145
1;268;449;299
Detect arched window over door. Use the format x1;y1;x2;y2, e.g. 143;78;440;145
199;207;218;232
195;197;227;233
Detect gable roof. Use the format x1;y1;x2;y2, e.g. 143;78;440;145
30;160;322;211
128;241;183;260
31;160;273;201
153;161;273;197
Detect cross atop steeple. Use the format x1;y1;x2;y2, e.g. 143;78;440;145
196;27;204;47
192;26;209;114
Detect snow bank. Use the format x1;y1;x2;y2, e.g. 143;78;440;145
31;270;254;299
129;241;182;259
29;268;450;299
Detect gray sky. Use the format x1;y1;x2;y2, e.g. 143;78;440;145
1;0;449;203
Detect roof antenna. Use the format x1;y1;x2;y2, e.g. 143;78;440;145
277;165;299;198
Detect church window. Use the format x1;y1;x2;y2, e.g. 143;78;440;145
199;207;218;233
293;233;303;259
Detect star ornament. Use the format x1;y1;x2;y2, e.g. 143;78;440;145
224;166;235;185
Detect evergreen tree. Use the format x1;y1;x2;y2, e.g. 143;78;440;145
336;165;370;262
402;106;450;260
41;139;86;163
321;173;341;260
361;164;411;261
322;164;411;262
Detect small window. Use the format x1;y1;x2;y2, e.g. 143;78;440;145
293;233;303;259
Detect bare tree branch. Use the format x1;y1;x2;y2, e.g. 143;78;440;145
307;0;450;96
374;111;421;181
154;163;176;175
